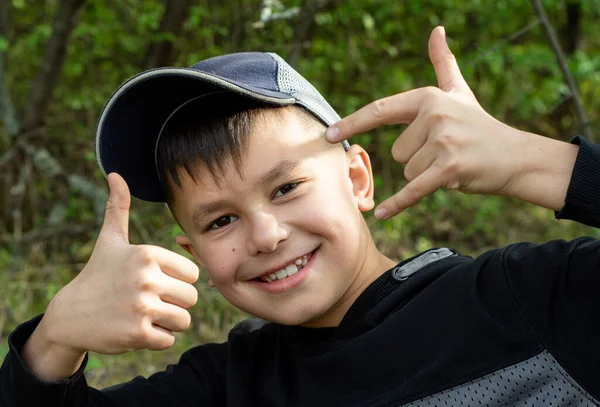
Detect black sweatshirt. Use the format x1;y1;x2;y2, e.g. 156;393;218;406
2;136;600;407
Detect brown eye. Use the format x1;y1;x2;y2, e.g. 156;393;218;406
274;183;298;198
209;215;237;230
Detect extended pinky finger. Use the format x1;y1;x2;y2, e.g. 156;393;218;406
375;166;444;219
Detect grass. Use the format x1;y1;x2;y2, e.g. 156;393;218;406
1;190;595;388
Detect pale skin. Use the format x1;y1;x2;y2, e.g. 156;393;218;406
326;26;578;218
21;26;578;383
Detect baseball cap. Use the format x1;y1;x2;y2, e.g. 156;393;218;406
95;52;349;203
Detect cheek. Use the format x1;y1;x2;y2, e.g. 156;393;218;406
301;183;361;236
196;242;241;284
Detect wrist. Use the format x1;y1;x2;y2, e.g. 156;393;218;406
504;131;579;211
22;297;87;382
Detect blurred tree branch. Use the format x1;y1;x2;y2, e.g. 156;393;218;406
288;0;337;68
0;0;20;137
22;0;86;133
0;223;95;245
143;0;194;69
531;0;593;141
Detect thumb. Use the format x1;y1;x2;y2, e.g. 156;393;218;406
99;172;131;244
428;26;470;94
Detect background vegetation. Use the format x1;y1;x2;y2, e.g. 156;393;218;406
1;0;599;388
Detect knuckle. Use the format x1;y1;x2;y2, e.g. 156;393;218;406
433;132;456;148
371;98;388;119
423;86;441;101
426;111;449;127
134;246;155;267
128;321;152;346
440;158;460;177
446;179;461;190
132;295;156;317
136;274;159;293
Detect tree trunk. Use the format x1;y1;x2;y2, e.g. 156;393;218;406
21;0;86;133
143;0;194;69
0;0;20;137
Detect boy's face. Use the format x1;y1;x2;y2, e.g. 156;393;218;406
173;109;380;327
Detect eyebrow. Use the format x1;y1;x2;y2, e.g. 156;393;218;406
191;160;302;224
259;159;302;186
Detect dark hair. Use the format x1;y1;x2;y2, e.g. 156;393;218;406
156;92;324;205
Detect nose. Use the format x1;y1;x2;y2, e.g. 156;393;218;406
246;210;289;255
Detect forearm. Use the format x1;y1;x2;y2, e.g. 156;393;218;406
1;315;92;407
21;315;87;383
504;131;579;212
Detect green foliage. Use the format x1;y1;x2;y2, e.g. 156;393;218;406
1;0;599;388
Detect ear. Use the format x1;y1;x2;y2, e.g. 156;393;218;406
176;235;199;260
346;144;375;212
176;235;215;287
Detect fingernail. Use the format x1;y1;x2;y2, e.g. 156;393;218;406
375;207;389;219
325;126;339;142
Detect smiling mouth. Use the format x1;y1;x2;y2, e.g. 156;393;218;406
256;251;314;283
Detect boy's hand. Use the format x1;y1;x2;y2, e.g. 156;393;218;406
326;26;577;219
27;173;199;380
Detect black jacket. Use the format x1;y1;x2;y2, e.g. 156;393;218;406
2;136;600;407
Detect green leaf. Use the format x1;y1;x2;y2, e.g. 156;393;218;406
362;13;375;32
0;36;9;52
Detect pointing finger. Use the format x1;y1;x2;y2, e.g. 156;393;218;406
100;173;131;244
326;89;425;143
428;26;470;94
375;166;444;219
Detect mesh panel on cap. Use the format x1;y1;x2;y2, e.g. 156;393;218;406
269;53;340;126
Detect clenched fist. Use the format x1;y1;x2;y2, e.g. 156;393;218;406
24;173;199;381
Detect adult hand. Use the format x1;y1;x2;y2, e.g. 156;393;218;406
326;26;531;219
42;173;199;355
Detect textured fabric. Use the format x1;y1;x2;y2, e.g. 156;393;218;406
556;136;600;227
404;351;598;406
2;134;600;406
2;240;600;407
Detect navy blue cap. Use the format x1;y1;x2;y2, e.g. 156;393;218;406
95;52;347;203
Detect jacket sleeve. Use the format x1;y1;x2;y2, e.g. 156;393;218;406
501;237;600;401
499;136;600;398
555;136;600;228
0;315;227;407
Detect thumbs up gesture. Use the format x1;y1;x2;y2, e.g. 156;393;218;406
42;173;199;355
326;26;558;219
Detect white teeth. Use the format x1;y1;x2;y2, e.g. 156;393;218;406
260;253;311;283
285;264;298;276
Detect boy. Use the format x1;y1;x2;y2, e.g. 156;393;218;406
2;27;599;406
